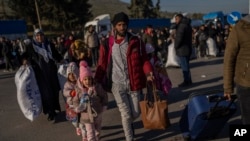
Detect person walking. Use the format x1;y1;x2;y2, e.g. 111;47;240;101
84;25;100;67
21;29;62;121
75;61;108;141
63;62;83;136
64;34;75;62
95;12;154;141
223;14;250;124
0;36;15;72
174;14;193;87
142;24;158;55
197;25;208;58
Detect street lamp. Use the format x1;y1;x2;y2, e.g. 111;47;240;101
34;0;42;29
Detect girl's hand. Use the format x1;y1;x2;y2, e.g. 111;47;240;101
102;106;108;112
88;87;94;95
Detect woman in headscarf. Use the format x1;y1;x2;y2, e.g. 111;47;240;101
21;29;62;121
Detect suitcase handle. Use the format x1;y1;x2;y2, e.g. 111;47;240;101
208;94;237;102
212;95;237;109
207;95;237;119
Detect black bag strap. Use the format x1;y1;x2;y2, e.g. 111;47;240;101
145;82;161;102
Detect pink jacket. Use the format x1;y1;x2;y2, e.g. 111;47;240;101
63;81;78;107
75;79;108;123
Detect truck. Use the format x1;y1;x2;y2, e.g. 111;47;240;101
0;20;27;40
84;14;112;38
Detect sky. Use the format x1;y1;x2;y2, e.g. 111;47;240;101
120;0;249;14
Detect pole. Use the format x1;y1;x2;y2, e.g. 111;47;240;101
35;0;42;29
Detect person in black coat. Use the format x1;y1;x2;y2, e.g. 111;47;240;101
21;29;62;121
0;36;15;72
174;14;193;87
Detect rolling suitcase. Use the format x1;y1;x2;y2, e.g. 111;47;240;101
179;89;237;141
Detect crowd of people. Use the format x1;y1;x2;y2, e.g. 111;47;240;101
1;15;232;74
2;11;250;141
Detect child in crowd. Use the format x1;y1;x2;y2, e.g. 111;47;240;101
145;43;172;96
63;62;83;136
75;60;108;141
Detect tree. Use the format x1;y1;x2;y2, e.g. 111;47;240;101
41;0;92;30
128;0;160;18
8;0;92;30
8;0;38;25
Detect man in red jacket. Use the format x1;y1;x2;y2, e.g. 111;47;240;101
95;12;153;141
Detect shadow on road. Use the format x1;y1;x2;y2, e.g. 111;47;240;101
190;57;224;68
54;111;68;123
0;72;15;79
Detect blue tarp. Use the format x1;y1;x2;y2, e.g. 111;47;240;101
191;20;204;27
128;18;171;29
0;20;27;34
202;11;224;21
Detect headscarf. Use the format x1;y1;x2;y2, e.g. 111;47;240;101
32;28;53;63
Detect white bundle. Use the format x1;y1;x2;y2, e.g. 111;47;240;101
165;42;180;68
206;37;218;57
57;63;68;90
15;65;42;121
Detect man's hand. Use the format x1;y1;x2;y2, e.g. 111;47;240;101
146;72;154;82
224;92;232;101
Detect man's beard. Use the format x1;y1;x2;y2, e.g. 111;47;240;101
116;30;126;37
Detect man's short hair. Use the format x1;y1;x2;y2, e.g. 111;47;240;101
175;14;184;19
112;12;129;26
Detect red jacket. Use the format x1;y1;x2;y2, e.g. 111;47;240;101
95;33;153;91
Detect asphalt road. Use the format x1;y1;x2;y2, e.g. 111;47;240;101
0;56;241;141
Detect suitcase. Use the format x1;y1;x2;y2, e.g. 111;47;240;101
179;89;237;141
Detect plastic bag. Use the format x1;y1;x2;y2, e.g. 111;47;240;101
206;37;218;57
65;104;78;122
15;65;42;121
57;63;68;90
165;42;180;68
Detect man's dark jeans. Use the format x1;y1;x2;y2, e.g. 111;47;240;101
90;47;98;66
179;56;192;84
236;84;250;124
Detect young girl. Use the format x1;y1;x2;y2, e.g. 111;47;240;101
63;62;83;136
75;60;108;141
145;44;172;96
